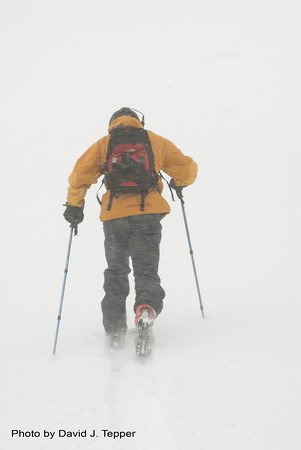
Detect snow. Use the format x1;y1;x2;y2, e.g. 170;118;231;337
1;304;299;449
1;0;301;449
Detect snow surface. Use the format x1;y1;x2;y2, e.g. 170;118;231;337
1;0;301;449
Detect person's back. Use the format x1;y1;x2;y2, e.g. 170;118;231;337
64;107;197;353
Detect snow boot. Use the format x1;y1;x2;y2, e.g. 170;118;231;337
108;328;127;350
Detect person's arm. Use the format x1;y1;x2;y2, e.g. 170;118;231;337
161;137;197;187
66;141;103;207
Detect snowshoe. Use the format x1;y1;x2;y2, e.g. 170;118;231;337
134;304;156;360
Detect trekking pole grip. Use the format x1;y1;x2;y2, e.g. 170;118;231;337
176;189;184;200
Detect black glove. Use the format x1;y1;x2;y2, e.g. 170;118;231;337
63;204;84;225
169;178;185;199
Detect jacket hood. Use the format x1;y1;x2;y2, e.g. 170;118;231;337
108;115;144;133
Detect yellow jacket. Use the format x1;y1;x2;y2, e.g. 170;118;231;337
67;115;197;221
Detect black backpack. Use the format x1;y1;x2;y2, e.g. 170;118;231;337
101;126;159;211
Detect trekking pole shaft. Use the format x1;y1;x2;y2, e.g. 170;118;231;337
53;226;74;355
179;198;205;317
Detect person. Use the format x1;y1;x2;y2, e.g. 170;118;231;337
63;107;197;346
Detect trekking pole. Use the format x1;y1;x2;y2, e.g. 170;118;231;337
52;222;77;355
175;189;205;318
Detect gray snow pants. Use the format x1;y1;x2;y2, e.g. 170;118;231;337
101;214;165;335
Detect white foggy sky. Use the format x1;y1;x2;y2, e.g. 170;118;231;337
1;0;300;343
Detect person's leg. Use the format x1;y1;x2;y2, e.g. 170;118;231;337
129;214;165;316
101;217;131;335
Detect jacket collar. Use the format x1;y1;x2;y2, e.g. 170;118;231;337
108;115;143;133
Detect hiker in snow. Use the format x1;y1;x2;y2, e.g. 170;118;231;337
63;107;197;348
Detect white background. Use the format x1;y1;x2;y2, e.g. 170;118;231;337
1;1;300;449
